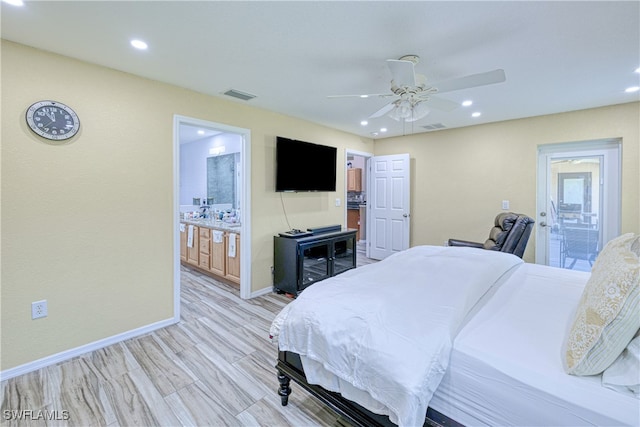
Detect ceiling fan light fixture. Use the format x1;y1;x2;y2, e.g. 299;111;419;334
387;99;430;122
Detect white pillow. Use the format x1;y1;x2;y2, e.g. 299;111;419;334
602;334;640;398
564;233;640;375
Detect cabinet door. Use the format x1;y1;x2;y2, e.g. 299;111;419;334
332;234;356;276
347;209;360;240
347;169;356;191
210;231;226;276
299;240;331;290
186;225;199;266
225;233;241;285
347;168;362;191
198;228;211;270
180;223;187;261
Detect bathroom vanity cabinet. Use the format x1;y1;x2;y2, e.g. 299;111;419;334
180;221;241;286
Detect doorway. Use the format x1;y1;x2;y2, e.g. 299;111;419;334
173;115;252;319
536;139;621;271
346;149;372;263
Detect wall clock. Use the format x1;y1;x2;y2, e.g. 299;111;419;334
26;100;80;141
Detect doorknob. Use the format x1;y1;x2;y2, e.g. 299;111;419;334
539;222;547;227
540;212;547;217
403;213;409;218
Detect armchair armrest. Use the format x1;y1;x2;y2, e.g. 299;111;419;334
447;239;484;249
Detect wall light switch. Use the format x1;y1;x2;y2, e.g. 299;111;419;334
502;200;510;210
335;198;341;207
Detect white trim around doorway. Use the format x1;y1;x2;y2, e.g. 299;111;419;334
345;149;373;258
173;115;252;308
535;138;621;267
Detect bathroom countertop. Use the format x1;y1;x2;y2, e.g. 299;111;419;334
180;219;241;233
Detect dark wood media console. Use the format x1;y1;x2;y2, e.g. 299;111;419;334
273;228;357;295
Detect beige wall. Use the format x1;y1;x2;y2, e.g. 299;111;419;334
374;102;640;262
3;40;638;373
0;41;373;371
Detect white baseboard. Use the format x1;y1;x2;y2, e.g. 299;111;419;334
250;285;273;299
0;316;179;381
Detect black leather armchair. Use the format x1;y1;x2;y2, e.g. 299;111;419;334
448;212;535;258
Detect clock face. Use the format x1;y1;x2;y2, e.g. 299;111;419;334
26;100;80;141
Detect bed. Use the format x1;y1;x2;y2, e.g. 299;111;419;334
270;239;640;426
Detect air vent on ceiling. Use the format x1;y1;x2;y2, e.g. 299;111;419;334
422;123;447;130
223;89;256;101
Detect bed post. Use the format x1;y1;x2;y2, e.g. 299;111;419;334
277;371;292;406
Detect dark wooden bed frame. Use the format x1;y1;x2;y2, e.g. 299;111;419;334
276;350;463;427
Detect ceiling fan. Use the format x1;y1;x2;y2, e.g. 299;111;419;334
328;55;506;123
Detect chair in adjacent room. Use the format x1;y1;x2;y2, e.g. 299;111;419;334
560;227;599;269
448;212;536;259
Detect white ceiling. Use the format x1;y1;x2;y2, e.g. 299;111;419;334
2;1;639;139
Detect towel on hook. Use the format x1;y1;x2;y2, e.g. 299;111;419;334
213;230;224;243
187;225;194;248
228;233;237;258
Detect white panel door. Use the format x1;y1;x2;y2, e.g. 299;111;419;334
368;153;410;260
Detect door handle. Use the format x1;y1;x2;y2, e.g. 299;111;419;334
403;213;409;218
539;222;547;227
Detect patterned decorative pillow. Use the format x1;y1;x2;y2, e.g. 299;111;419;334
564;233;640;376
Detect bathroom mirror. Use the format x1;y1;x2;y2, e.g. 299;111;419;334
207;153;239;209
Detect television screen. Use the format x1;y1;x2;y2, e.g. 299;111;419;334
276;137;337;192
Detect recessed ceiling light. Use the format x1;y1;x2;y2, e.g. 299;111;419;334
462;100;473;107
197;130;205;135
625;86;640;93
360;120;368;126
471;112;482;118
130;39;148;50
635;67;640;73
2;0;24;6
360;95;369;98
380;128;387;132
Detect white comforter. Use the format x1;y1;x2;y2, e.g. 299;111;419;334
270;245;523;426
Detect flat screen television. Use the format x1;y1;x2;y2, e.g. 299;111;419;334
276;137;337;192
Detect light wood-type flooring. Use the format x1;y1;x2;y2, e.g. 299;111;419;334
1;252;377;427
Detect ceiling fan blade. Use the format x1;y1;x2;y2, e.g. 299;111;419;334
386;59;416;87
327;93;394;99
424;96;459;112
434;69;506;94
369;102;396;118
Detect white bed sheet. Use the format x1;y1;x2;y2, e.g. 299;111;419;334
271;246;523;426
429;262;640;426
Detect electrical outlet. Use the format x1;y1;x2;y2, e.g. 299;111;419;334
32;300;47;319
